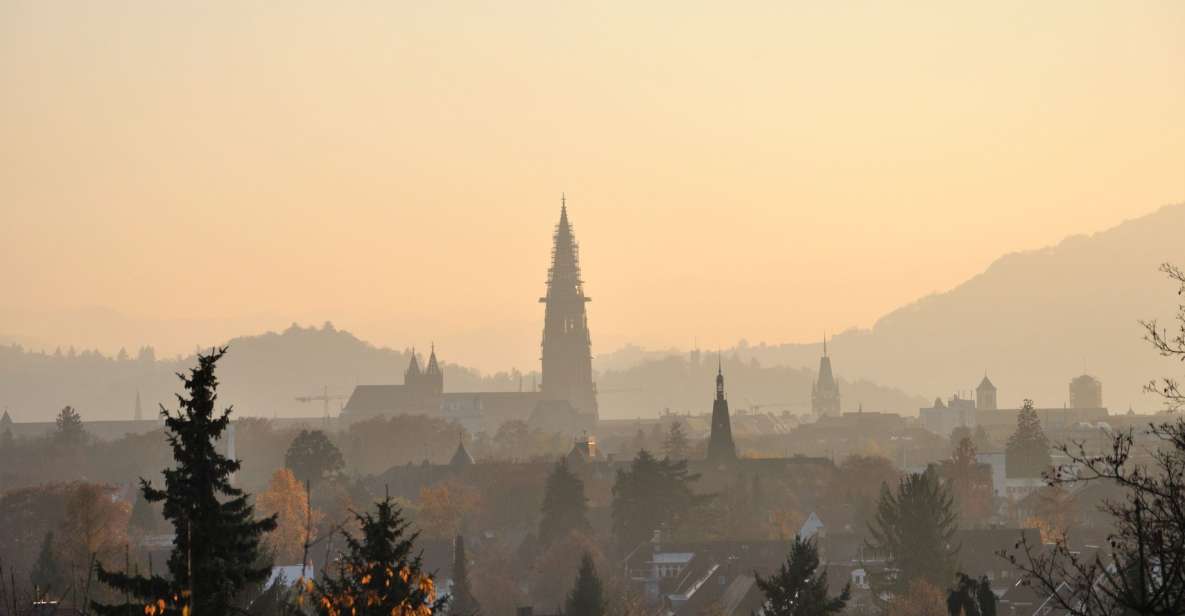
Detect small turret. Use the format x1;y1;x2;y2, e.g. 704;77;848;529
976;374;997;410
449;433;475;467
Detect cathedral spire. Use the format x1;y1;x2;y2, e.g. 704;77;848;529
539;198;597;426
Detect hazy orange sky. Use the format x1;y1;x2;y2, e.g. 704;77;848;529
1;2;1183;373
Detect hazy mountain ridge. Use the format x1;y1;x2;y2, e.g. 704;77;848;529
0;323;532;423
710;203;1185;411
3;204;1179;421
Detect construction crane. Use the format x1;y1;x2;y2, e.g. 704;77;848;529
295;385;348;419
743;397;794;415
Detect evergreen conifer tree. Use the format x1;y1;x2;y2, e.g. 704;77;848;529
449;535;479;616
54;405;86;446
755;535;848;616
308;495;445;615
564;552;605;616
611;450;703;553
866;469;959;601
94;348;277;615
539;458;591;547
1005;400;1052;477
663;421;689;460
30;530;63;599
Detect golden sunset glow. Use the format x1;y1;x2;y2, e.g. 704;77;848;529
2;2;1182;371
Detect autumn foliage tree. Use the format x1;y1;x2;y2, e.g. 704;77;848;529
885;579;947;616
416;480;481;540
257;468;324;564
305;496;445;616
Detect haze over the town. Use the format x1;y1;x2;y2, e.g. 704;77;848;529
2;2;1183;373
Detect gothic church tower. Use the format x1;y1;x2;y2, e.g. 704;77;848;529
707;359;737;464
539;198;598;420
811;338;841;417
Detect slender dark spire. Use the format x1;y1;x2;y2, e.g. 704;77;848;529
426;343;441;375
406;347;420;376
812;339;840;417
707;362;736;463
716;354;725;401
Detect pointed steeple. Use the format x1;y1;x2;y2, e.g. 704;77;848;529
405;347;421;380
716;354;725;401
812;338;841;417
707;361;737;464
426;343;441;375
134;390;143;421
424;343;444;396
449;432;475;467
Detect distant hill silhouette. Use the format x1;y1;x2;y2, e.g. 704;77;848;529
0;323;530;423
596;352;926;418
677;203;1184;412
3;204;1179;422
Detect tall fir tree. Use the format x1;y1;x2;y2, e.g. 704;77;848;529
1005;399;1052;478
663;421;689;460
564;552;605;616
866;469;959;601
755;535;849;616
449;534;479;616
538;458;591;547
308;496;445;615
30;530;63;598
94;348;277;615
54;405;86;446
611;450;703;553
